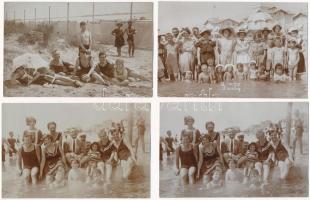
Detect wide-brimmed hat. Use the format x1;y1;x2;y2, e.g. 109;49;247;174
200;29;212;36
288;26;298;34
249;60;256;65
261;27;271;33
219;27;234;36
237;28;247;36
115;21;123;26
272;24;282;32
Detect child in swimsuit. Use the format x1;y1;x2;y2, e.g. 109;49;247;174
257;63;269;81
234;63;245;81
68;159;83;185
206;170;223;190
248;60;258;80
273;64;291;83
243;142;258;184
223;64;234;82
225;159;240;184
287;38;300;80
198;64;210;84
215;64;224;83
271;37;286;70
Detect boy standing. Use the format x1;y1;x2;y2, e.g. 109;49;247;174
79;21;92;55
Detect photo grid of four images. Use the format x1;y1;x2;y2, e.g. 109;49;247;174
1;1;309;199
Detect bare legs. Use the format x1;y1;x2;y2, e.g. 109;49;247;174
180;167;196;185
22;167;38;185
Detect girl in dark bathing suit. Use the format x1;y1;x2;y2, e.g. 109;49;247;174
17;134;41;185
40;134;68;184
111;128;136;179
175;134;198;185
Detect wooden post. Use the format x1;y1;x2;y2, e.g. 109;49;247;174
49;6;51;24
92;2;95;32
127;104;134;145
34;8;36;27
286;102;293;146
67;2;69;34
24;10;25;24
130;2;133;20
14;9;15;23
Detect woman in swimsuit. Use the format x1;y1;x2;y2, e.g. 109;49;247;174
47;121;62;144
175;134;198;185
112;22;125;57
111;128;136;179
97;130;115;183
197;134;223;184
17;134;40;185
39;134;68;184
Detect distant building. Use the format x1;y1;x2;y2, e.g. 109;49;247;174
293;13;307;29
204;18;239;30
270;9;294;29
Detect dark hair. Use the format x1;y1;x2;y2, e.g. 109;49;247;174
43;134;53;142
248;142;257;150
90;142;99;150
13;66;25;74
275;63;283;71
205;121;215;128
80;21;86;26
47;121;56;129
99;51;107;57
201;134;211;142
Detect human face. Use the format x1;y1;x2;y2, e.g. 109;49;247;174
172;29;179;37
99;54;107;64
206;123;214;132
193;28;199;35
217;66;222;73
43;137;52;146
250;145;256;152
207;58;214;66
274;26;281;33
275;39;281;47
48;123;56;133
112;130;121;141
182;31;190;39
239;33;245;39
202;65;208;73
71;160;79;169
26;119;36;127
228;132;235;139
9;132;14;137
70;131;78;139
250;63;256;69
275;68;283;75
237;64;243;72
167;131;172;137
186;119;194;126
223;29;230;38
291;31;298;37
91;144;98;151
80;24;86;31
270;132;278;142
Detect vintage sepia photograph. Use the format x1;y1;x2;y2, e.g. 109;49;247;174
160;102;308;197
158;2;307;98
2;103;150;198
4;2;153;97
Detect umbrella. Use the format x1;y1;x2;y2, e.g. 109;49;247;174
12;53;49;70
247;11;275;31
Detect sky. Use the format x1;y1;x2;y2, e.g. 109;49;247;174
2;103;150;138
160;102;308;136
159;2;307;33
4;2;153;22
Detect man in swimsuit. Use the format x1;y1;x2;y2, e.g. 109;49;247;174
165;130;175;157
125;21;136;57
95;51;115;82
79;21;92;55
47;122;62;144
49;50;75;75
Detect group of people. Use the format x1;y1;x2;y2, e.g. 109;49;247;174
160;111;304;192
158;24;306;84
2;115;146;189
10;21;147;88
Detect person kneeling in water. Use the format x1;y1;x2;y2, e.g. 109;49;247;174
112;59;150;86
10;65;83;87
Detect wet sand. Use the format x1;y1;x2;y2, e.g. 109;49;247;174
158;78;307;98
160;135;309;197
3;34;153;97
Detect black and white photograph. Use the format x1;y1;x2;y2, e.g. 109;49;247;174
4;2;153;97
158;2;307;98
2;103;150;198
160;102;308;197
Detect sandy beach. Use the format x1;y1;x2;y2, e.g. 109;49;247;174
3;34;153;97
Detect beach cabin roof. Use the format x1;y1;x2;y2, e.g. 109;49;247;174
204;18;239;26
271;9;289;15
293;12;307;20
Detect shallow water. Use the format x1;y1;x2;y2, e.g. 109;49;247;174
158;78;307;98
160;152;308;197
2;152;150;198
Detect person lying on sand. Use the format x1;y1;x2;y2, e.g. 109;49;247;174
10;66;83;87
94;51;115;83
75;49;109;86
112;59;150;86
49;50;75;75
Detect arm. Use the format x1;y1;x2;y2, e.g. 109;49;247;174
197;146;203;179
58;143;69;170
17;147;23;174
197;47;201;66
35;145;41;163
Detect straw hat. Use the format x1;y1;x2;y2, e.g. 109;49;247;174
219;26;234;36
261;27;271;33
237;28;247;37
200;28;212;37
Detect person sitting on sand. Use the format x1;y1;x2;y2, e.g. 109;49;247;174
95;51;115;83
112;59;149;86
75;49;109;85
49;50;75;75
10;65;83;87
17;134;41;185
206;170;223;190
273;63;291;83
111;127;136;179
175;134;198;185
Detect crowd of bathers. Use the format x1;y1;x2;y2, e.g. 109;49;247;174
10;21;148;88
2;115;146;189
158;24;306;84
160;114;304;191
